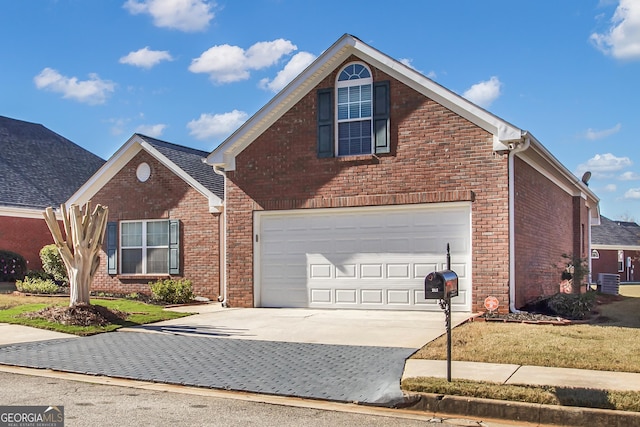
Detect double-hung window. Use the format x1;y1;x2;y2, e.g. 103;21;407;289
337;63;373;156
106;219;180;275
317;62;390;158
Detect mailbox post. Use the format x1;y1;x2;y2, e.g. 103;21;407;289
424;243;458;382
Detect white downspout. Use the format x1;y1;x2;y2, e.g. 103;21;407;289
508;135;530;313
213;165;228;307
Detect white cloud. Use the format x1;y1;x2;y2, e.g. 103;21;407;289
590;0;640;60
620;171;640;180
463;76;502;108
603;183;618;192
106;117;130;136
623;188;640;199
187;110;248;140
120;47;173;69
34;67;115;105
584;123;622;140
123;0;214;32
576;152;633;177
259;51;316;92
190;39;297;84
136;123;167;137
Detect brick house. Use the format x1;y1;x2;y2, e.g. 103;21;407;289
67;134;224;299
0;116;104;270
591;216;640;283
206;34;600;313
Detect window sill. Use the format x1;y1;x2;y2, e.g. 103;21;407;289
335;153;389;163
115;274;171;281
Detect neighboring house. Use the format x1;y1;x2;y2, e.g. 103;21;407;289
67;134;224;299
591;216;640;283
0;116;105;270
206;34;600;313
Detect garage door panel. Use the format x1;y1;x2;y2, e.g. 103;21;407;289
387;264;410;278
336;264;356;278
257;204;471;311
361;289;383;304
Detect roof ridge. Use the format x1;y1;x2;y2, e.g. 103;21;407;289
136;134;209;157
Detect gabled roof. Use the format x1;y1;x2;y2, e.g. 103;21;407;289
0;115;105;213
592;216;640;249
68;134;223;212
206;33;523;170
205;33;599;219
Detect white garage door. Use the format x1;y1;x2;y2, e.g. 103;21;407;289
255;203;471;311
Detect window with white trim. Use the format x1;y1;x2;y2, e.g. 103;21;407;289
106;219;180;275
316;62;390;158
121;220;169;274
336;63;373;156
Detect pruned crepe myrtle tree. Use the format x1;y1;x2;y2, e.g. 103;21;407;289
43;202;109;307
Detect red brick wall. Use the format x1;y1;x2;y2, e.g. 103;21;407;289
225;58;511;311
90;150;220;299
592;249;640;282
0;215;56;271
513;157;575;307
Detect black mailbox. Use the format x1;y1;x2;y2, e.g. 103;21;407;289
424;270;459;299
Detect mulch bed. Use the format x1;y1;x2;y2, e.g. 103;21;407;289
23;304;127;327
472;292;625;325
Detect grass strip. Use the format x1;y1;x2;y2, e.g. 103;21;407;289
412;292;640;373
0;297;191;335
402;377;640;412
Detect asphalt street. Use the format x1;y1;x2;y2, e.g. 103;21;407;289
0;370;491;427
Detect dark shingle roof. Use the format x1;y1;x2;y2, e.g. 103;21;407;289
136;134;224;200
0;116;105;209
592;216;640;247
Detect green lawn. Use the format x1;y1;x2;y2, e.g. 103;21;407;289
0;295;191;335
406;289;640;412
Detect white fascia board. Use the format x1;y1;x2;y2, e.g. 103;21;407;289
66;135;143;207
137;140;223;212
206;34;523;170
206;37;352;170
67;134;223;212
516;134;600;211
349;37;524;146
592;244;640;251
0;206;61;220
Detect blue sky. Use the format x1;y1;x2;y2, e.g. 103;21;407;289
1;0;639;221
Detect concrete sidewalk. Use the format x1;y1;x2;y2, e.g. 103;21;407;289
0;323;77;346
403;359;640;391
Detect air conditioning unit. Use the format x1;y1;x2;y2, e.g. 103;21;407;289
598;273;620;295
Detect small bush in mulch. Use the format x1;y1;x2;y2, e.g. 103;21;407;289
522;292;597;320
23;304;127;327
149;278;193;304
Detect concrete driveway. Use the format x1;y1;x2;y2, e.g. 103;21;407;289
0;304;471;406
124;304;471;349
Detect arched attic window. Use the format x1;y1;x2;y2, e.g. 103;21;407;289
316;62;390;158
336;63;372;156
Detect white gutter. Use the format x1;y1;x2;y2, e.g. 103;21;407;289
212;165;228;307
508;135;531;313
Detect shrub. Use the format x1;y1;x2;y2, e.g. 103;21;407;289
149;279;193;304
0;250;27;282
40;244;68;283
15;276;60;294
547;292;596;320
25;270;54;280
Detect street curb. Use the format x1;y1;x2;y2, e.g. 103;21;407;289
404;393;640;427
